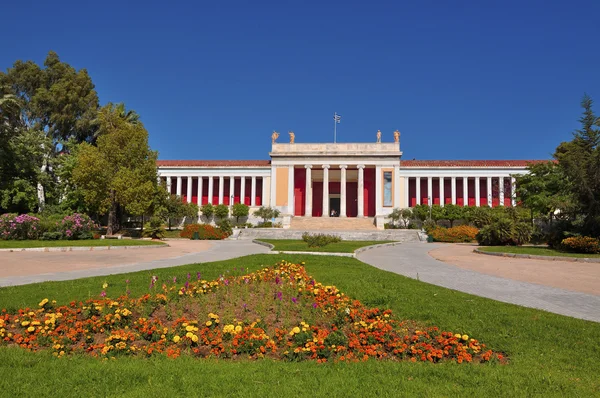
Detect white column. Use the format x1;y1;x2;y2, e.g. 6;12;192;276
251;176;257;207
511;177;516;207
475;177;481;207
176;176;182;197
404;177;409;208
197;177;203;206
451;177;456;205
229;176;235;204
166;177;172;194
240;177;246;205
439;177;445;207
463;177;469;207
288;165;295;215
208;177;214;204
357;165;365;217
262;177;268;206
270;167;277;209
375;166;382;216
322;165;330;217
487;177;492;207
218;176;224;204
427;177;432;206
394;167;401;208
499;177;505;206
416;177;421;205
305;165;312;217
186;176;192;203
340;165;347;217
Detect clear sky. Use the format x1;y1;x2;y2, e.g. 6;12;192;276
1;0;599;161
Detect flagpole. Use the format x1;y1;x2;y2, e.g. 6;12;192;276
334;113;337;143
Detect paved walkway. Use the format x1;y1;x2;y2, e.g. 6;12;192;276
357;243;600;323
0;240;270;287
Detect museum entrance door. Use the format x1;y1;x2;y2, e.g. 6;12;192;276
329;197;340;217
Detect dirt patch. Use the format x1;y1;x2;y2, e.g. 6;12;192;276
429;244;600;296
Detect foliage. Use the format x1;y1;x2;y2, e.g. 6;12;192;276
231;203;249;223
259;239;393;253
57;213;96;240
476;219;532;246
200;203;214;220
0;213;40;240
553;95;600;237
143;216;165;239
253;206;281;223
411;204;430;221
0;261;503;365
301;233;342;247
72;103;157;235
422;219;437;234
214;204;229;220
216;219;233;237
180;224;227;240
465;207;494;228
429;226;479;243
560;236;600;254
440;204;464;228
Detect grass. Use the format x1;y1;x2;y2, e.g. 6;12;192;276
0;254;599;396
479;245;600;258
0;239;166;249
162;229;183;238
257;239;393;253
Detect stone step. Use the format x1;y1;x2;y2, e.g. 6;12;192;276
290;217;377;231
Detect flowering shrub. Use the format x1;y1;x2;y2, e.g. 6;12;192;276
430;225;479;243
302;233;342;247
0;261;505;364
560;236;600;254
58;213;96;240
0;213;40;240
180;224;228;240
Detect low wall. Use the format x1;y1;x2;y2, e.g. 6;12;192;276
233;228;422;242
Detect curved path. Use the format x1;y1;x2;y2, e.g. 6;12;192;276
0;240;270;287
357;243;600;323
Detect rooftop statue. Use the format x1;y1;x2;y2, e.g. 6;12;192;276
394;130;400;143
376;130;382;143
271;131;279;143
289;131;295;144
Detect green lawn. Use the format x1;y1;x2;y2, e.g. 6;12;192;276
257;239;393;253
0;239;166;249
0;254;599;396
479;245;600;258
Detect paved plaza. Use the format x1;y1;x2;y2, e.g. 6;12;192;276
0;240;598;322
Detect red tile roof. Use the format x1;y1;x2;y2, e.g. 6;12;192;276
157;160;271;167
400;160;551;168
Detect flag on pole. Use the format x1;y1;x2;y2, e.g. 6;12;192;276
334;113;341;123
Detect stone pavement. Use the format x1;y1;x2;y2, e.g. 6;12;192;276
357;243;600;323
0;240;270;287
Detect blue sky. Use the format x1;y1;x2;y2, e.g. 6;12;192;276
1;0;599;161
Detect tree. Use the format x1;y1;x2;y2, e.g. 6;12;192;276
554;95;600;236
232;203;249;224
200;203;214;220
73;104;157;235
253;206;280;223
441;204;464;228
387;208;403;227
214;204;229;220
0;52;99;210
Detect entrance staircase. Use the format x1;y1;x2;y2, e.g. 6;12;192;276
290;217;377;231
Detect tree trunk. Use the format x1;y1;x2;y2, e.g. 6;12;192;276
107;191;120;235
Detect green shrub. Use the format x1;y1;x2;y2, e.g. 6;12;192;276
232;203;249;223
40;231;63;241
476;219;532;246
0;213;41;240
200;203;214;220
560;236;600;254
143;217;166;239
422;219;437;234
301;232;342;247
253;206;281;223
256;221;273;228
216;219;233;237
214;204;229;220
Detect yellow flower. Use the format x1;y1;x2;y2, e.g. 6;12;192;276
21;321;30;327
191;334;199;343
292;327;300;334
102;282;108;289
454;333;462;339
234;325;242;333
27;326;35;333
173;335;181;343
462;335;469;341
206;321;213;327
39;298;49;307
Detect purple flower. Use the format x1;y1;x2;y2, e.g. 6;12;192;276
126;290;131;295
173;277;177;284
291;297;298;304
187;273;191;280
224;279;230;286
312;303;318;309
196;272;201;280
125;279;130;284
185;281;189;289
276;291;283;301
100;291;106;297
242;303;247;311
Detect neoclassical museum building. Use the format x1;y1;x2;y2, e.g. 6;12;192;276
157;131;543;227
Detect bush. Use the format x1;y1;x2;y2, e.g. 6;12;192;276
476;219;532;246
180;224;227;240
40;231;63;241
216;219;233;237
253;206;281;223
232;203;249;223
58;213;96;240
256;221;273;228
422;219;437;234
143;217;166;239
430;225;479;243
0;213;40;240
214;204;229;220
301;232;342;247
200;203;214;220
560;236;600;254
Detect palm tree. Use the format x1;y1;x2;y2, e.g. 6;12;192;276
91;102;141;142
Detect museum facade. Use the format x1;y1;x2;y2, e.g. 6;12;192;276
157;133;543;220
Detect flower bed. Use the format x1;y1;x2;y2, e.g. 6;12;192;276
560;236;600;254
180;224;228;240
0;261;504;364
430;225;479;243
